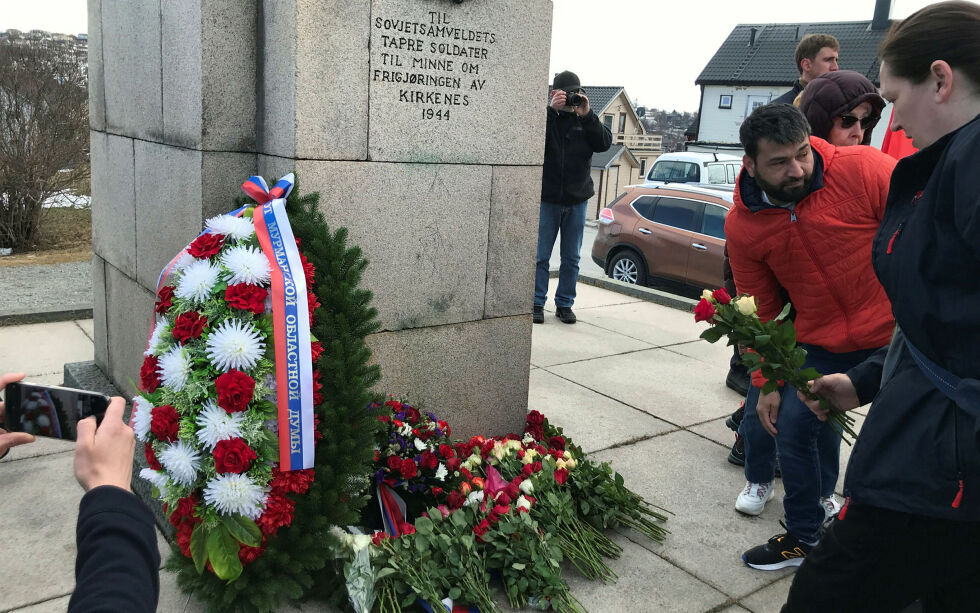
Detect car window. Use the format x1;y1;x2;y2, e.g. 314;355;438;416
726;163;739;184
651;197;704;232
705;163;727;184
701;204;727;239
630;196;658;220
648;161;699;183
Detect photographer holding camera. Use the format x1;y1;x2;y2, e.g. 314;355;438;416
533;70;612;325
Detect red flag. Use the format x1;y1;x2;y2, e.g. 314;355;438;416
881;108;917;160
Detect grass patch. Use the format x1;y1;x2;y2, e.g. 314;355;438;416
0;207;92;267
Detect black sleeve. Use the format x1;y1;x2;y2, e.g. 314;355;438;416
846;345;889;406
68;486;160;613
581;110;613;153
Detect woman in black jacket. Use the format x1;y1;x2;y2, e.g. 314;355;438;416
784;2;980;611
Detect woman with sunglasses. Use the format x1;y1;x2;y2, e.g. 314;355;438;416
785;2;980;611
798;70;884;147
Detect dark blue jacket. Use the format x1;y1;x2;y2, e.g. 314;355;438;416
771;80;805;106
844;114;980;520
540;107;612;205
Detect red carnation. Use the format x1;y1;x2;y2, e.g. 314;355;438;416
694;298;716;323
549;436;566;451
225;283;268;314
438;420;451;437
270;466;314;495
312;369;323;406
419;451;439;471
307;291;320;326
398;523;416;536
447;491;465;509
399;458;418;480
446;457;462;472
554;468;569;485
302;258;316;286
403;406;421;424
256;494;295;536
140;355;161;393
310;341;323;363
239;542;266;565
526;410;544;427
711;287;732;305
168;495;198;527
172;311;208;345
155;286;175;315
215;370;255;413
386;456;402;472
176;520;196;558
431;486;444;496
438;443;455;460
188;233;225;259
377;415;391;424
213;437;257;474
144;444;163;471
150;405;180;442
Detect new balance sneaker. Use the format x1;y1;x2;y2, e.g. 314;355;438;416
735;481;775;516
533;305;544;324
727;434;745;466
821;496;842;526
742;530;813;570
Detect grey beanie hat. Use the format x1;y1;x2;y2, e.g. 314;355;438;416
552;70;581;91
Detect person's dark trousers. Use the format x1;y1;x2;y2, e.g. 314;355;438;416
534;200;587;308
782;502;980;612
739;384;778;483
770;344;878;545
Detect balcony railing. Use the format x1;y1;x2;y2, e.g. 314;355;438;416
613;133;663;152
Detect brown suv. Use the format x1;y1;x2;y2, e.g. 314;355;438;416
591;184;734;290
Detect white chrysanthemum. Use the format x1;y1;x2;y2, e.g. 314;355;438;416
205;319;265;372
195;401;244;450
434;463;448;482
172;252;195;272
132;395;154;442
205;215;254;241
221;245;271;286
158;346;192;391
203;473;267;519
413;438;427;452
158;440;202;487
145;316;170;356
140;467;170;492
175;259;221;304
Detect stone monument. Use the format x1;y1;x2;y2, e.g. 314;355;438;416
88;0;553;438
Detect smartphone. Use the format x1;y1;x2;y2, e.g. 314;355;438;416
3;381;111;441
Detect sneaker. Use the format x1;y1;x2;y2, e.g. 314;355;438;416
726;402;746;432
555;306;576;324
735;481;774;516
727;434;745;466
533;305;544;324
726;365;750;396
742;529;813;571
821;496;841;526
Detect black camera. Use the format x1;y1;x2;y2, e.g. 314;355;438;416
566;91;585;106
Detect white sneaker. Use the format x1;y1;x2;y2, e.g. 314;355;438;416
821;496;842;526
736;481;775;516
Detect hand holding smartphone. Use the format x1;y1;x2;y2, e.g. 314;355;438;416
2;380;111;442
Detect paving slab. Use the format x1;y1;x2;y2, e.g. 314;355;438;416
738;574;793;613
573;301;703;347
0;322;94;378
663;338;738;367
529;369;676;453
719;606;754;613
540;279;644;311
6;595;71;613
0;262;93;324
548;348;744;427
75;320;94;342
530;318;651;368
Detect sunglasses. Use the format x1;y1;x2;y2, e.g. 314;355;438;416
837;114;876;129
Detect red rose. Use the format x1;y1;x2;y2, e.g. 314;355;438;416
399;458;418;479
472;519;490;542
168;494;198;526
386;456;402;472
215;370;255;413
270;466;314;495
256;494;295;536
496;493;511;506
213;437;257;474
447;491;465;509
239;541;266;565
371;531;389;546
438;420;451;437
694;298;716;323
172;311;208;344
526;410;544;427
188;233;225;259
225;284;268;314
155;286;175;315
712;287;732;305
521;464;534;477
438;443;455;460
532;461;543;473
549;436;566;451
527;425;544;440
481;440;495;457
431;486;444;496
176;520;196;558
493;504;510;516
419;451;439;471
554;468;569;485
144;444;162;471
312;369;323;406
140;356;161;393
505;483;520;499
403;406;421;424
398;522;416;536
446;457;462;472
310;341;323;363
150;405;180;442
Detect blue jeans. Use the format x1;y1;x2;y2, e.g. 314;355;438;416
534;200;587;308
740;344;879;545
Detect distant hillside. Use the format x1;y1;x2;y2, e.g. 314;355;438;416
639;108;697;152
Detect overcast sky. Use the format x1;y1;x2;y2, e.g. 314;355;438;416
1;0;942;111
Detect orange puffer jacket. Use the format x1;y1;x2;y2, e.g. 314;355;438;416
726;137;897;375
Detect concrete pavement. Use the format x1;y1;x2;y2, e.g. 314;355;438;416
0;281;868;612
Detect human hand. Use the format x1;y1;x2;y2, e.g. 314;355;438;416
798;374;860;421
0;372;35;458
549;89;566;111
574;93;591;117
74;397;134;492
756;389;782;437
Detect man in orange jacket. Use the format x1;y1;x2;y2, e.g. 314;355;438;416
726;103;896;570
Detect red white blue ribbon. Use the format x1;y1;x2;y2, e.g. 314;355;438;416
246;174;315;471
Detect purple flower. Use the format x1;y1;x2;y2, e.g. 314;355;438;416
373;469;385;483
434;428;443;437
395;411;406;421
426;412;437;422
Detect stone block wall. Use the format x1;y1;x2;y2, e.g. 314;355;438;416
89;0;553;436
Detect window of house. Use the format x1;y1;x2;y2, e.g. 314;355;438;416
651;197;704;231
603;115;613;131
639;159;646;176
619;114;626;133
701;205;728;239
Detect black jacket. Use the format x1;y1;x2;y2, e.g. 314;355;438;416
844;114;980;520
771;80;805;106
69;486;160;612
541;107;612;205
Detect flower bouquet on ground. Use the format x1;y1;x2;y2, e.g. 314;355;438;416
693;288;858;443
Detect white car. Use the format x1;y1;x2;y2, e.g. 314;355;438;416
643;152;742;188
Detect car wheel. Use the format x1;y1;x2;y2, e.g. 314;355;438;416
609;251;646;285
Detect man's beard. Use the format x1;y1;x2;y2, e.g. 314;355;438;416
755;173;812;204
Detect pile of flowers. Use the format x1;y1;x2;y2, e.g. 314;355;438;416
134;210;321;580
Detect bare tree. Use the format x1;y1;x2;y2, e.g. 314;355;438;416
0;35;89;250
